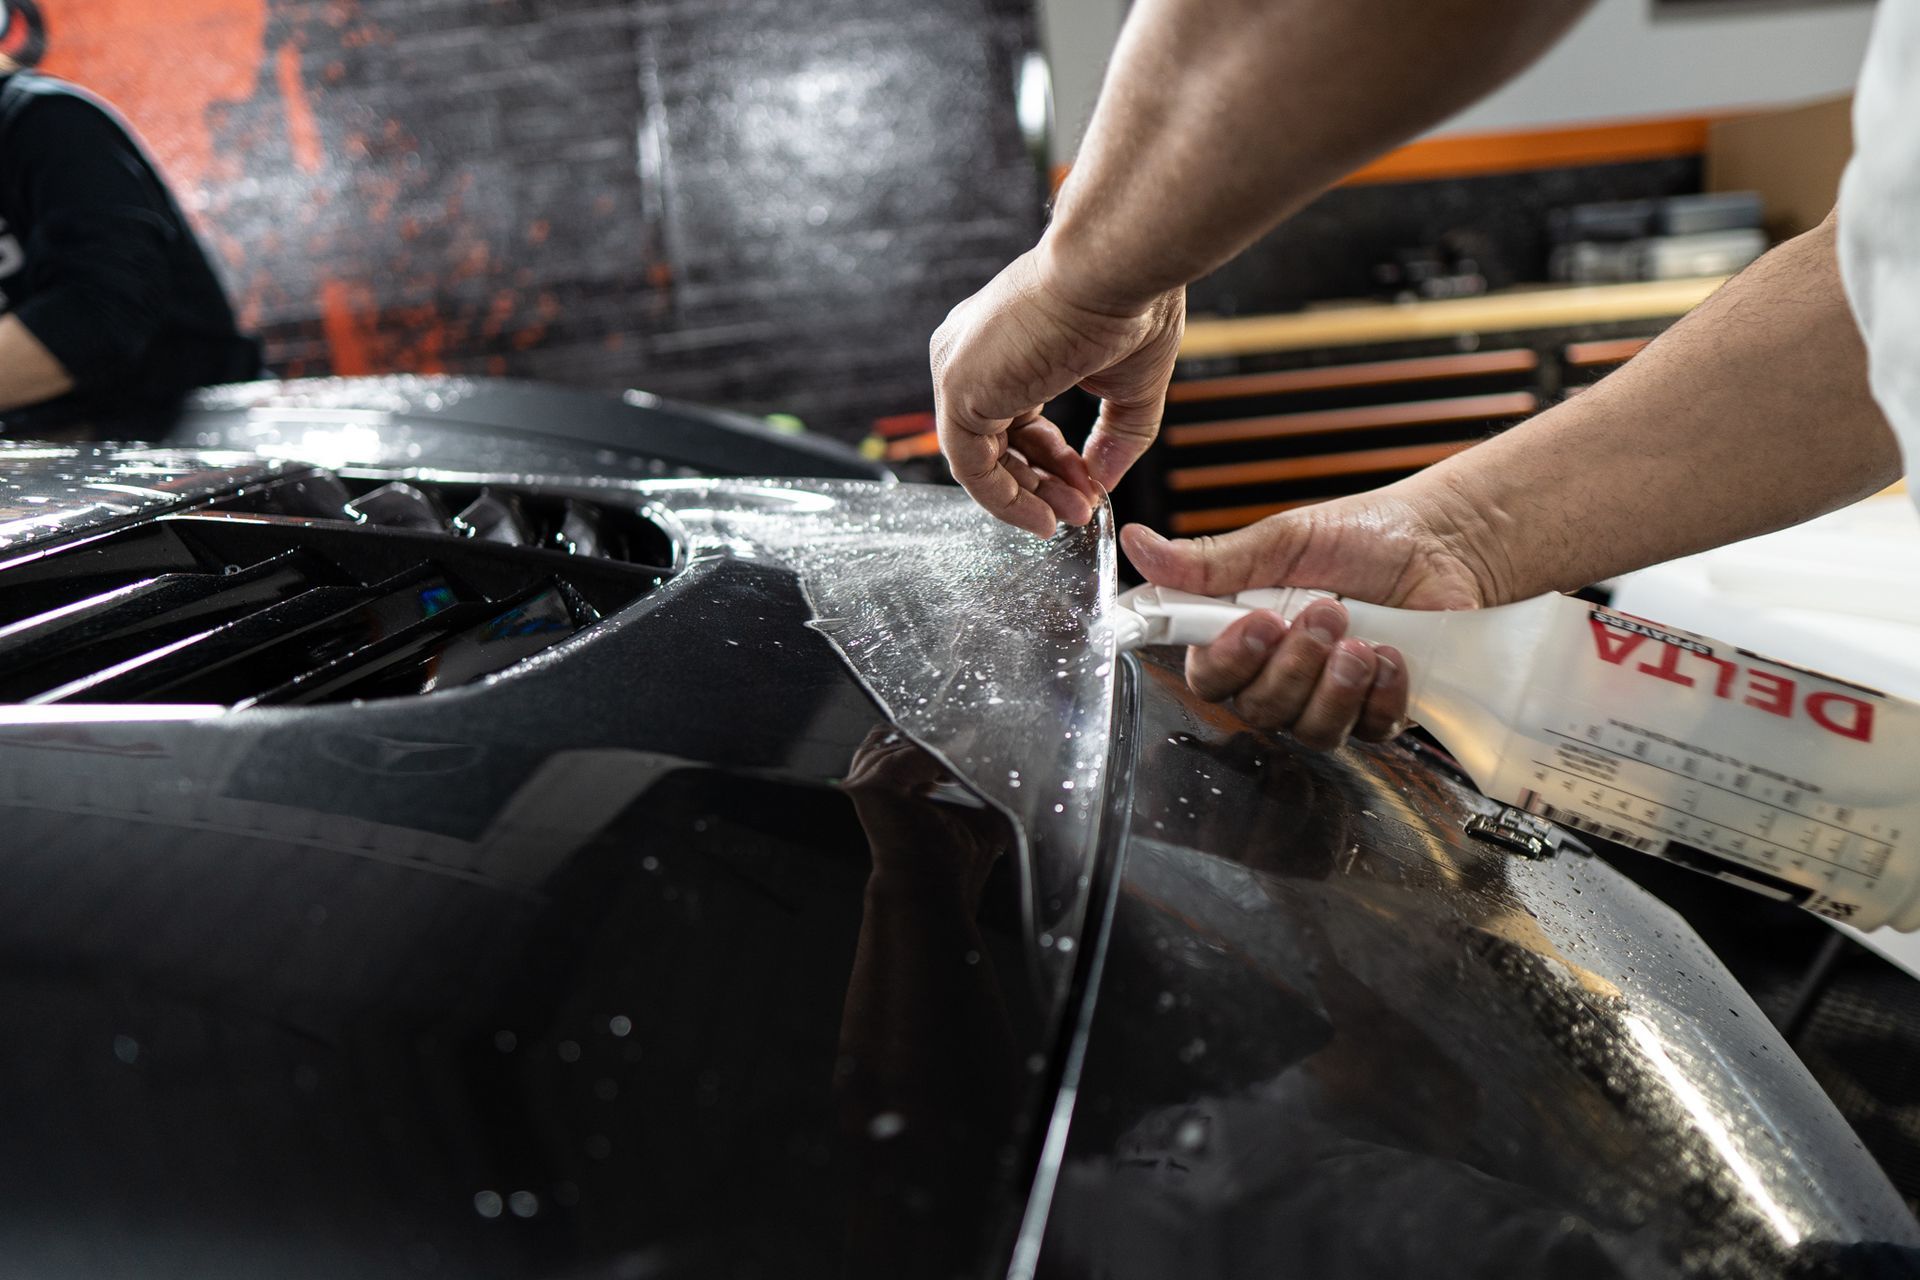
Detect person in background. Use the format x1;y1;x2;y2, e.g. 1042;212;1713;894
930;0;1914;752
0;33;261;435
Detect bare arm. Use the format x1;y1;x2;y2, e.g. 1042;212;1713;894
1415;213;1901;602
0;314;76;413
1045;0;1598;312
1130;213;1903;749
933;0;1596;535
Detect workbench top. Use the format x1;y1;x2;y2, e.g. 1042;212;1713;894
1180;276;1728;359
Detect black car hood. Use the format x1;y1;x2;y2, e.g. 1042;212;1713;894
0;442;1115;1280
0;431;1915;1280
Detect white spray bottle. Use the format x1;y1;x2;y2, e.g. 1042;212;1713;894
1115;584;1920;931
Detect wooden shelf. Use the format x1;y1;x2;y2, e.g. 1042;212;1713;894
1180;277;1726;360
1168;349;1539;404
1170;440;1476;492
1173;499;1318;535
1168;391;1537;448
1565;336;1656;367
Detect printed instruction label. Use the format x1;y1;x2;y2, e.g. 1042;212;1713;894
1491;608;1909;925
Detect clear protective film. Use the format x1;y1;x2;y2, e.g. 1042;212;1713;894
0;442;279;555
643;479;1121;983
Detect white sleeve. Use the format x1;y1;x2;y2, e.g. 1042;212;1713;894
1837;0;1920;499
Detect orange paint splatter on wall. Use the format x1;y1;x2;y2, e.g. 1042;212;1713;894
318;278;375;376
39;0;269;191
274;41;324;174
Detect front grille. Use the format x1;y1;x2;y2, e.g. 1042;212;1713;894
211;472;677;568
0;469;674;707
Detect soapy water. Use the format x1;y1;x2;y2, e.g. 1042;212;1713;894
643;479;1120;980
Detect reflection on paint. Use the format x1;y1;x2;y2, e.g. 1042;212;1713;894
1623;1014;1806;1247
0;443;276;552
646;478;1118;985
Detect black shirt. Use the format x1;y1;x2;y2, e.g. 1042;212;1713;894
0;72;261;432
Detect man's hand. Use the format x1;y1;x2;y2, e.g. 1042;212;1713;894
930;246;1184;537
1121;485;1497;750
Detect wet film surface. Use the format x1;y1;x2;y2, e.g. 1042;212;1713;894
646;479;1120;976
0;442;278;553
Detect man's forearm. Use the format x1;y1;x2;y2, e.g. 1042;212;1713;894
1042;0;1595;312
1413;215;1902;602
0;314;77;413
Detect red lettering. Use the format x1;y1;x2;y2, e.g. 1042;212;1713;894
1636;644;1697;688
1744;671;1795;718
1700;654;1738;700
1807;692;1876;743
1590;621;1647;666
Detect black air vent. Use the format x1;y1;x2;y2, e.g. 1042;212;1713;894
0;472;675;707
212;472;677;568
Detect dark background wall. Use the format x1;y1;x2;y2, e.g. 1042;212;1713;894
31;0;1045;440
1187;157;1706;318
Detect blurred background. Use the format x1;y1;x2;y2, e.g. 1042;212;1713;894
18;0;1046;440
15;0;1869;458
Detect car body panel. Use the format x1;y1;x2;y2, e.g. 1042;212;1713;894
1041;653;1920;1279
0;381;1913;1278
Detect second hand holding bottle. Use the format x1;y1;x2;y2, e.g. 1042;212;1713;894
1113;583;1920;932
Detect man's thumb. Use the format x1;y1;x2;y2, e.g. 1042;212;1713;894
1120;519;1302;597
1082;400;1163;493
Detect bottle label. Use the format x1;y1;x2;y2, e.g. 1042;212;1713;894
1488;606;1908;926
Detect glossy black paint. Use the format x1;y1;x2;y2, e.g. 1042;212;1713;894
0;403;1916;1279
0;556;1055;1279
174;378;893;482
1039;654;1920;1279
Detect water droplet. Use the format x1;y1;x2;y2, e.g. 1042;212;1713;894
608;1015;632;1037
112;1035;139;1065
474;1190;504;1218
509;1191;539;1218
557;1040;581;1063
868;1111;906;1140
494;1030;518;1053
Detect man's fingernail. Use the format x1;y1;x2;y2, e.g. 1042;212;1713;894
1243;616;1284;656
1329;641;1369;688
1375;651;1400;683
1304;606;1343;646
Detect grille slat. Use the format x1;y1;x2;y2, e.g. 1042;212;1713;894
50;568;478;706
245;598;515;707
0;466;674;709
0;552;334;701
311;582;585;703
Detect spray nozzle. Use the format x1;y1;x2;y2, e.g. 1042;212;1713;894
1111;583;1339;651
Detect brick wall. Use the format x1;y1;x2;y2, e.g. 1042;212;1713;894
31;0;1043;439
